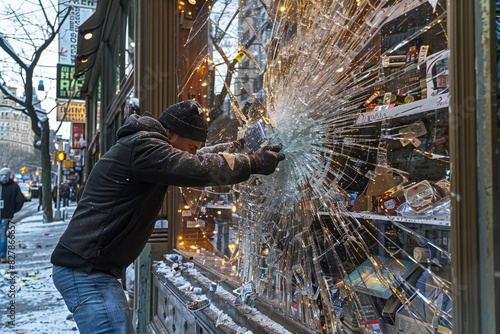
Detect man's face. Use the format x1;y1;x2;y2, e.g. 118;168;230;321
167;131;203;155
0;169;11;184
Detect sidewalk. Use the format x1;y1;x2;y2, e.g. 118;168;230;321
0;201;79;333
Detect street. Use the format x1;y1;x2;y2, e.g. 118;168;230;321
1;200;79;333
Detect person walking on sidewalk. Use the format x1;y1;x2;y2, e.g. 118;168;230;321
51;100;285;334
37;184;43;211
60;182;70;207
0;167;25;263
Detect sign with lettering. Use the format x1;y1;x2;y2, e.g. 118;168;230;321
57;101;86;123
58;0;97;65
56;64;84;99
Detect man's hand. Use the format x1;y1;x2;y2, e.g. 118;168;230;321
249;144;285;175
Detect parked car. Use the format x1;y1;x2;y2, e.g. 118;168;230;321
18;183;32;202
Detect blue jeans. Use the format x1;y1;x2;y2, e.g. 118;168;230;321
0;219;9;258
52;265;135;334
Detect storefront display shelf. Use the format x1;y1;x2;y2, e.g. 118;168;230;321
354;211;450;227
317;211;450;227
355;93;450;125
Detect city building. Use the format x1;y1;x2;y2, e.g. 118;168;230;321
0;87;38;174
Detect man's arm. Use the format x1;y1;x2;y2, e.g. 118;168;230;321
197;139;246;155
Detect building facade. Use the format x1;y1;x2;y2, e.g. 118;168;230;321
74;1;499;333
0;88;38;174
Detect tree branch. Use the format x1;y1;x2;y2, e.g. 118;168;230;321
0;33;27;71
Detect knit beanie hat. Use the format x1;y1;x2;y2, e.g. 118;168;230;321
158;100;208;142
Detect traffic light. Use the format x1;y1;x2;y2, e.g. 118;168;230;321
56;151;66;162
34;170;40;177
20;166;28;174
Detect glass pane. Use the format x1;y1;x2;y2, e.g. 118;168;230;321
176;1;451;332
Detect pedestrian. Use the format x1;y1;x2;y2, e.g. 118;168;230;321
51;100;285;334
60;183;70;207
51;185;58;207
37;184;43;211
0;167;25;263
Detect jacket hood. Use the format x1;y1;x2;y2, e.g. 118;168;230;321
116;113;167;140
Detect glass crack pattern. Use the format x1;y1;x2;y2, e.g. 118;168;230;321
177;0;451;332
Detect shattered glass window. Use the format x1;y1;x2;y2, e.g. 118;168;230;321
175;0;451;332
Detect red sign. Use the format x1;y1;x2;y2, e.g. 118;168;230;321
71;123;86;149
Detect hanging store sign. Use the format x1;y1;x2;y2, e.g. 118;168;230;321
71;122;86;149
56;64;84;99
57;101;86;123
58;0;97;65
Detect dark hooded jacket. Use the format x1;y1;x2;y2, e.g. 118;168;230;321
0;180;25;220
51;113;252;277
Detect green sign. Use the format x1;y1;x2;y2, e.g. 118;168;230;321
56;64;84;99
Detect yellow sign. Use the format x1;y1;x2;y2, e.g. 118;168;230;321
64;160;74;169
57;101;86;123
235;51;246;62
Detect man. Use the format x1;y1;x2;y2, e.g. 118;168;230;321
0;167;25;263
51;100;285;334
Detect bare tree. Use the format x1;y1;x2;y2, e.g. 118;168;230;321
0;1;71;222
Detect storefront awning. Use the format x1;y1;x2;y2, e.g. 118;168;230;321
74;0;126;93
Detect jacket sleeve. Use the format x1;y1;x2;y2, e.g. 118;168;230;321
14;185;24;213
197;142;241;154
132;136;253;187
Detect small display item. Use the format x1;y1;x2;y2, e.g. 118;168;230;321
404;95;415;104
292;264;305;284
186;299;211;312
348;256;417;299
426;49;450;96
406;46;419;64
404;180;444;212
383;92;392;105
364;91;381;107
413;247;430;263
378;193;405;214
398;120;427;147
418;45;430;63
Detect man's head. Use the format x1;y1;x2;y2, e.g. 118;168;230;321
0;168;11;184
158;100;208;154
159;100;208;141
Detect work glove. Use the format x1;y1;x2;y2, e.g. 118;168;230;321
249;144;285;175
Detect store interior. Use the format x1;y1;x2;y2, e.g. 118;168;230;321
151;0;454;333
